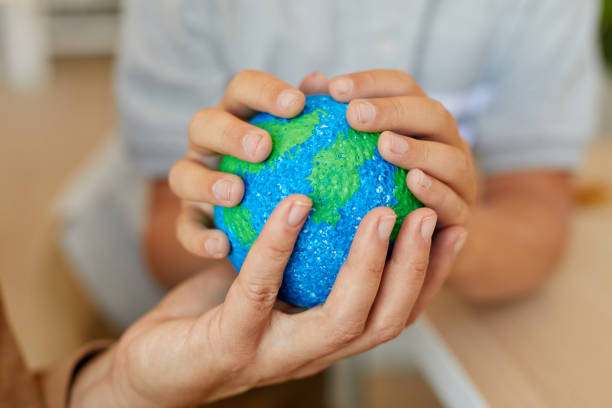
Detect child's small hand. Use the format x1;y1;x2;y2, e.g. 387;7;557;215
169;70;309;259
329;70;472;316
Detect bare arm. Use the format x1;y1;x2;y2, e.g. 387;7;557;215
143;180;232;288
448;171;572;303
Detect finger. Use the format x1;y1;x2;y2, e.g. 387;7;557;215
378;131;476;203
288;208;436;378
290;207;396;357
188;108;272;162
299;71;329;95
347;96;463;146
323;207;396;323
219;70;305;119
360;208;436;342
176;204;230;258
222;195;312;340
406;226;467;325
169;159;244;207
405;169;471;227
329;69;426;102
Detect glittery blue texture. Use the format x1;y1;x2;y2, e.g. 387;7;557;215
214;95;421;308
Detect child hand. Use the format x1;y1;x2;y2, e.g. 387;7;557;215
329;69;472;317
169;70;307;259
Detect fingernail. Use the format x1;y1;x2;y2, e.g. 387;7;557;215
212;179;233;202
388;132;409;155
378;215;397;240
205;238;223;257
421;216;436;242
288;200;311;226
354;101;376;124
454;231;468;254
332;78;353;95
277;89;302;111
416;169;432;190
242;131;264;159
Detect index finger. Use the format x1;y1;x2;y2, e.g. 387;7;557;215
221;195;312;340
218;70;305;119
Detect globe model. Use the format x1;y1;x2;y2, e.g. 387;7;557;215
214;94;421;308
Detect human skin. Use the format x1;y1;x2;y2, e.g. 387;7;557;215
64;195;450;407
157;69;572;304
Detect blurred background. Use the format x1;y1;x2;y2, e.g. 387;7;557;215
1;1;611;407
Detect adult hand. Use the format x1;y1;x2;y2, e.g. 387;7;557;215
328;69;472;319
70;195;444;407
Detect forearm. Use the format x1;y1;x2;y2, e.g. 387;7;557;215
447;172;572;303
144;180;221;288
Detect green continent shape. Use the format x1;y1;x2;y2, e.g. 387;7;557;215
220;205;258;247
218;109;324;246
219;109;324;176
390;168;423;239
307;128;377;225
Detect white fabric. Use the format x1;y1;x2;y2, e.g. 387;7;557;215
57;137;164;329
116;0;601;177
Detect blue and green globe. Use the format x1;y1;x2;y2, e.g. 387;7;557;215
214;94;421;308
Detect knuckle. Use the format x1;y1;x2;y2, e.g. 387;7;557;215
387;98;405;121
392;70;417;91
407;257;429;281
437;188;453;212
226;70;252;97
261;240;293;264
361;70;378;88
219;116;239;142
239;277;279;306
291;365;325;381
221;349;254;375
259;79;283;105
328;321;364;348
428;99;452;128
418;142;432;165
231;70;251;85
386;253;404;271
188;108;214;143
168;160;188;195
342;256;381;280
399;71;416;85
454;150;471;174
429;98;447;117
373;321;405;344
176;217;191;248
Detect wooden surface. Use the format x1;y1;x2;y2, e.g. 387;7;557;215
0;58;115;369
426;140;612;407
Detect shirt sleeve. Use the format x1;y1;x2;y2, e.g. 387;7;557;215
1;289;112;408
474;0;602;174
115;0;230;178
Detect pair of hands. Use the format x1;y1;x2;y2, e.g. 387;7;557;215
71;70;476;407
170;70;474;260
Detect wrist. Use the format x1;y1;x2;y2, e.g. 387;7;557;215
69;346;124;407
